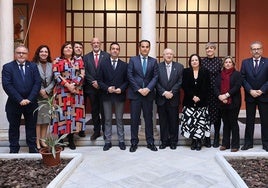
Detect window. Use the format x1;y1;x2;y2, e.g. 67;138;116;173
66;0;236;65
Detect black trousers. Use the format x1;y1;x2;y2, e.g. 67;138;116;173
7;104;38;152
245;101;268;148
130;97;154;145
158;104;179;145
221;107;240;149
84;92;105;133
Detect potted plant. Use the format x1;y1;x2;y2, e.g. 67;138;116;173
39;133;68;166
34;94;68;166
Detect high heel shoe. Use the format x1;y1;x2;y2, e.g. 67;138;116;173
40;139;48;148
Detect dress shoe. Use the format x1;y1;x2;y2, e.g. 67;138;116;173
119;142;126;150
219;146;229;151
204;137;211;148
231;148;239;152
68;133;76;150
78;130;86;137
9;150;19;154
147;144;158;151
196;139;202;151
103;143;112;151
170;144;177;150
191;139;197;150
129;144;138;152
90;132;101;141
159;144;167;149
241;145;253;150
213;139;220;148
29;147;39;153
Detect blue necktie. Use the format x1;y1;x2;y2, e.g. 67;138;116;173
19;64;25;81
142;57;147;75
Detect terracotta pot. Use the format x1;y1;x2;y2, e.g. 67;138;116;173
39;147;62;167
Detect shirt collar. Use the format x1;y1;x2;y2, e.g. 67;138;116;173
16;61;25;66
110;58;118;62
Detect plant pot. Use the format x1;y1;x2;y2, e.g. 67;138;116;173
39;147;62;167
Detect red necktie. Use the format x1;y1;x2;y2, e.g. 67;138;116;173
95;53;99;68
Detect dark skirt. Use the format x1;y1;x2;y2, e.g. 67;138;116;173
181;106;210;139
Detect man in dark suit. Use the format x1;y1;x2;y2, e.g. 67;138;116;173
240;41;268;151
156;48;184;150
127;40;159;152
98;42;128;151
2;45;41;153
83;37;110;140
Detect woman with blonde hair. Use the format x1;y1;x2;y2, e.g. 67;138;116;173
215;56;242;152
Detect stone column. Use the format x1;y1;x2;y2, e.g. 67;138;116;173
139;0;159;139
0;0;14;143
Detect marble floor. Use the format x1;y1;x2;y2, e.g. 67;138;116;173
0;111;265;188
0;144;265;188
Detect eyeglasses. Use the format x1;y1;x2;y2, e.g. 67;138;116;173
16;52;28;55
251;48;262;51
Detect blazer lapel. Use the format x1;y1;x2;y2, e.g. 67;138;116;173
256;58;265;74
136;57;144;77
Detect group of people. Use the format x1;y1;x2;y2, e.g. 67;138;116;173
2;39;268;154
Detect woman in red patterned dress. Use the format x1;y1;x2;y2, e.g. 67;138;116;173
52;42;85;150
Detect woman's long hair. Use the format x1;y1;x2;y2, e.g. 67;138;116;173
32;45;52;63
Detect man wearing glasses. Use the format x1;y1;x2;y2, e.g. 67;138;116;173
2;45;41;153
240;41;268;151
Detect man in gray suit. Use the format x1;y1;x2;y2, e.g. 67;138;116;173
156;48;184;150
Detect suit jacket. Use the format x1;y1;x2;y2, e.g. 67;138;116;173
97;58;128;102
241;57;268;102
182;67;210;107
156;61;184;107
83;50;110;94
214;70;242;109
2;60;41;112
37;62;55;96
127;55;159;101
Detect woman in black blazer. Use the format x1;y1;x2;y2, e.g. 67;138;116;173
181;54;210;151
215;56;242;152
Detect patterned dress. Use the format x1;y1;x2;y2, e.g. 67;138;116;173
52;57;85;135
181;68;210;139
202;57;222;125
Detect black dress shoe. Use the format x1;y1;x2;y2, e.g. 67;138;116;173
147;144;158;151
129;144;138;152
204;137;211;148
90;132;101;141
241;145;253;150
159;144;167;149
9;150;19;154
78;130;86;137
103;143;112;151
196;139;202;151
170;144;177;150
29;147;39;153
191;139;197;150
119;142;126;150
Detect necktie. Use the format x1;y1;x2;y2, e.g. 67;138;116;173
95;53;99;68
254;59;259;73
166;64;171;80
112;59;116;70
142;57;147;75
19;64;25;81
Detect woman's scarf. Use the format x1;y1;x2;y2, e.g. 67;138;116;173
220;67;234;104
